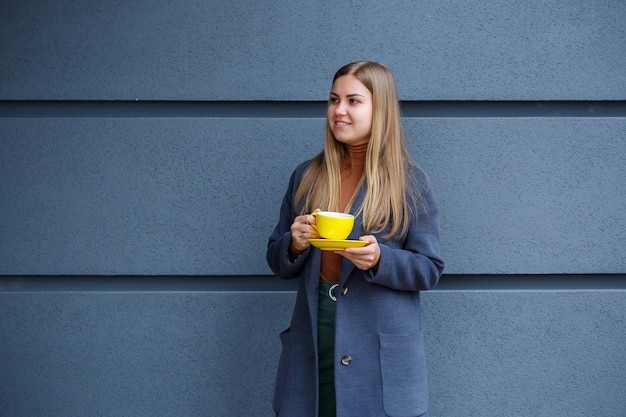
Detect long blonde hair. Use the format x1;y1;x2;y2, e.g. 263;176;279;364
295;61;424;239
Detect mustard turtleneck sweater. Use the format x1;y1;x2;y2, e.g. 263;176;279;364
320;142;367;282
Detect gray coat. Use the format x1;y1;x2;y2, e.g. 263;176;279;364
267;161;444;417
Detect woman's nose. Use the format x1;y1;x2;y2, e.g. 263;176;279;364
334;102;347;115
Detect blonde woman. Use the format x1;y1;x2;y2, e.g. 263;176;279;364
267;61;444;417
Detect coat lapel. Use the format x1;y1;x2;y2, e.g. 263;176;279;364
339;185;367;285
305;248;321;309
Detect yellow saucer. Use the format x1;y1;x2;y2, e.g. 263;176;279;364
308;239;369;251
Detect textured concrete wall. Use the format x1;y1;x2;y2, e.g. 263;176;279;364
1;117;624;275
1;0;625;416
1;0;625;100
2;277;625;417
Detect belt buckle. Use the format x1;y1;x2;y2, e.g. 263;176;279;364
328;283;339;302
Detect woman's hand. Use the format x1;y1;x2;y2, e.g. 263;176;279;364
337;235;380;270
289;210;321;253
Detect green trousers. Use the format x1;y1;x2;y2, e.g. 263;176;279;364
318;281;337;417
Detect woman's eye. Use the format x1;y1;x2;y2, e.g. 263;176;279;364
350;99;360;104
329;97;338;103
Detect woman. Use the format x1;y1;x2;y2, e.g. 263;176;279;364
266;61;444;417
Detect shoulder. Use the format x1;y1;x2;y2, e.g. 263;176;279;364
407;163;432;194
289;159;314;185
294;159;313;176
283;159;314;201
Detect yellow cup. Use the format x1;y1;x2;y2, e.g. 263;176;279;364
311;211;354;240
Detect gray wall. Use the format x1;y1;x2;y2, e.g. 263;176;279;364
1;1;625;416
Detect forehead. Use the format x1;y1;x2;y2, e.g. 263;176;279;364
331;75;371;96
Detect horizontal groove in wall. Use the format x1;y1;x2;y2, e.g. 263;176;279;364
1;274;625;293
1;100;625;118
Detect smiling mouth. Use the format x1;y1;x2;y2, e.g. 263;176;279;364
335;121;350;126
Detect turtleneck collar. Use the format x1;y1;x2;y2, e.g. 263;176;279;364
342;142;368;168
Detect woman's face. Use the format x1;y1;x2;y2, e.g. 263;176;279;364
327;75;373;147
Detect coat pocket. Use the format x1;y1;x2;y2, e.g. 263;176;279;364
379;331;428;417
273;327;291;413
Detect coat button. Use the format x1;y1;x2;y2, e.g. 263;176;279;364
341;286;348;296
341;356;352;366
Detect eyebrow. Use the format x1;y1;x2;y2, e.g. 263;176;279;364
330;92;366;98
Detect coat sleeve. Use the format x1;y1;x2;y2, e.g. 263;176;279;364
266;163;312;279
364;170;444;291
